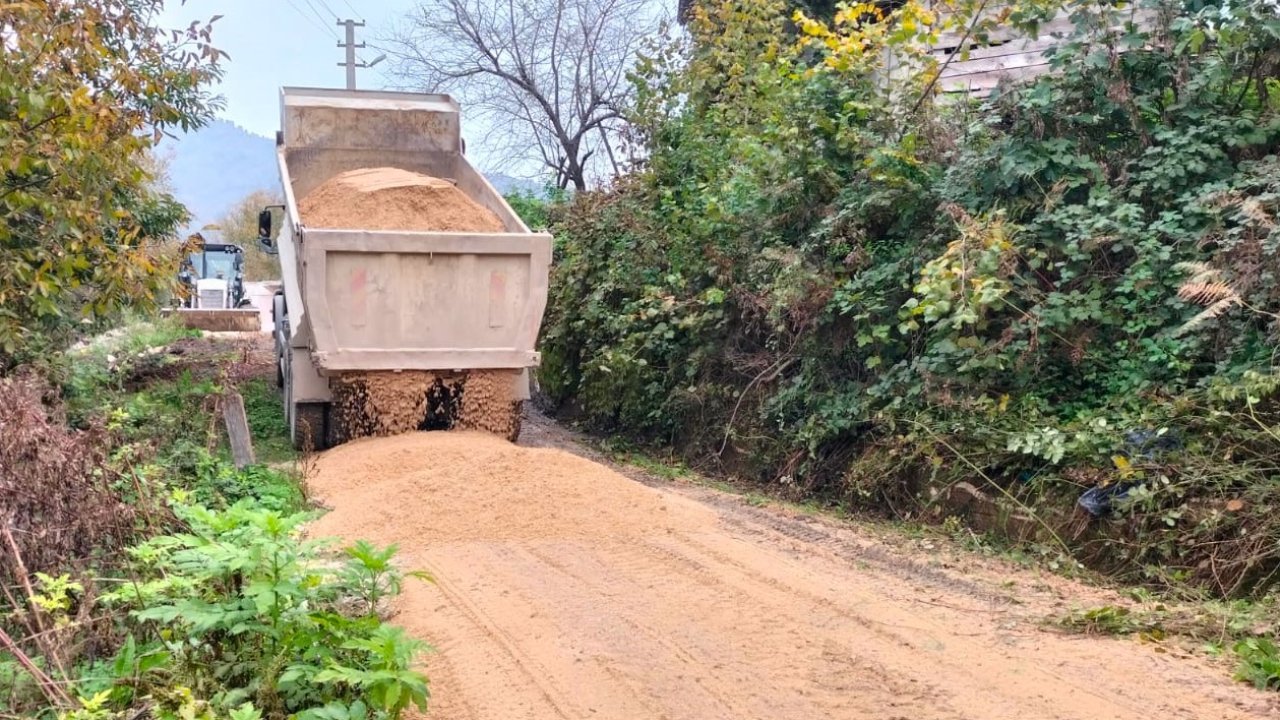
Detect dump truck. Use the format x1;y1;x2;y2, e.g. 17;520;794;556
170;232;261;332
257;88;552;450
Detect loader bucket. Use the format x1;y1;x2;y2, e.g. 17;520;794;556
168;308;263;333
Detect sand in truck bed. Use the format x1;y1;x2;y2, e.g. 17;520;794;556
298;167;505;233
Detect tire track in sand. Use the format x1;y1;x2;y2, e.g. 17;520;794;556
307;431;1274;720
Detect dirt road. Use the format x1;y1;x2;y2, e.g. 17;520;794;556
307;420;1273;720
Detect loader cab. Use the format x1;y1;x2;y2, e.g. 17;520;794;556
180;241;248;309
188;246;242;282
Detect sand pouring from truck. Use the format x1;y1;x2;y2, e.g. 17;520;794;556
256;88;552;450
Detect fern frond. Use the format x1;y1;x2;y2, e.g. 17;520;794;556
1173;261;1215;278
1176;297;1241;335
1178;280;1239;305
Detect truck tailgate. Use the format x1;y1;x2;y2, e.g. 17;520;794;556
300;229;552;372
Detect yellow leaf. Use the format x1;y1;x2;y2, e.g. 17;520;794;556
1111;455;1134;478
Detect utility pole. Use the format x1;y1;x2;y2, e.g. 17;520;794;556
335;19;387;90
337;19;366;90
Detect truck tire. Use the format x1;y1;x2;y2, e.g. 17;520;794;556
293;403;330;452
284;351;329;452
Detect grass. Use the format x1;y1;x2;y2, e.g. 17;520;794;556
73;314;200;359
598;438;693;480
1055;593;1280;673
240;377;294;465
61;316;200;414
60;316;302;510
185;460;304;513
1057;605;1168;638
600;437;867;523
1236;638;1280;689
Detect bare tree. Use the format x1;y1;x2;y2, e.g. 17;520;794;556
385;0;666;191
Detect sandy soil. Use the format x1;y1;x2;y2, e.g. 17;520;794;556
298;167;504;232
306;419;1275;720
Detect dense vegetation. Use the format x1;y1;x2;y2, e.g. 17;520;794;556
0;3;431;718
538;0;1280;597
1;322;431;720
0;0;222;368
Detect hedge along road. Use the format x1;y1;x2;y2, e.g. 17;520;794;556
306;420;1271;720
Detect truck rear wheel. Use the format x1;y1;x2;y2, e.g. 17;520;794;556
293;402;331;452
272;293;287;389
284;347;332;452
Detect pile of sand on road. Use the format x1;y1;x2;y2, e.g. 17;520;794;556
307;432;711;546
298;167;505;233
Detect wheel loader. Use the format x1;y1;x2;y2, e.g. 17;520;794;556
256;88;552;450
170;232;261;332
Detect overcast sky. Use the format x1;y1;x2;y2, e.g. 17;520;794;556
158;0;673;180
160;0;418;136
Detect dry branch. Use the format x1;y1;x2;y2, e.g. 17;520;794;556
385;0;663;189
0;625;73;708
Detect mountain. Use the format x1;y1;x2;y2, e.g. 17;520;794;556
162;120;277;231
162;119;547;230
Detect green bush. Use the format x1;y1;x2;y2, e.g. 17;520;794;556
95;503;429;719
1;315;421;718
504;187;567;231
1236;638;1280;690
541;0;1280;595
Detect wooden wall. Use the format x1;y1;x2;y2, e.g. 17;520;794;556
916;4;1157;96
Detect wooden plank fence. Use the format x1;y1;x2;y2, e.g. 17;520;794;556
885;3;1158;97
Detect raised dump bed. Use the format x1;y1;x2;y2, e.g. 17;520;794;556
259;88;552;450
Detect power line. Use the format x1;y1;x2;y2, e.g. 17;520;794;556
308;0;338;19
312;0;344;20
283;0;338;40
338;0;363;20
301;0;338;33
